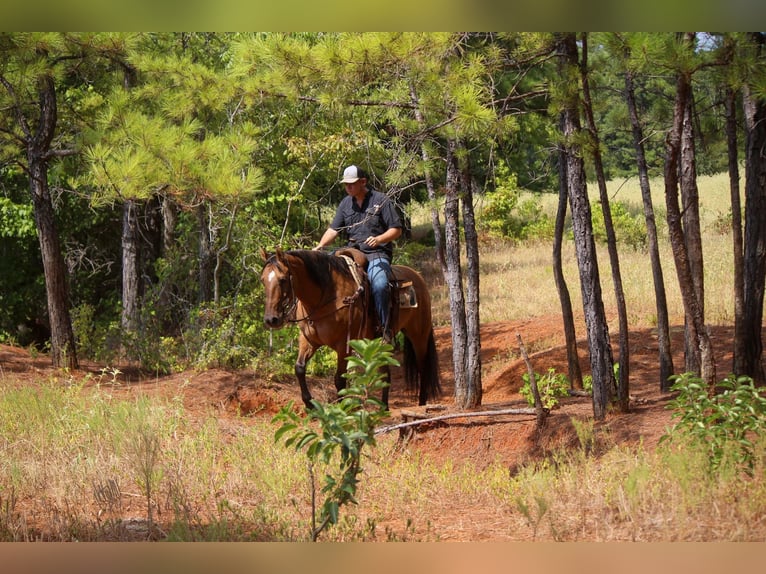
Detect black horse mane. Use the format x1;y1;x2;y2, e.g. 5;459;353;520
287;249;351;293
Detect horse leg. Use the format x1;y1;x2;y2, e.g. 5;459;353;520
295;336;317;410
381;365;391;409
332;350;350;401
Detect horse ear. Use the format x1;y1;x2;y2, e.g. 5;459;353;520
275;246;284;258
259;247;269;262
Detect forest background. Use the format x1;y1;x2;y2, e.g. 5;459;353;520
1;32;766;421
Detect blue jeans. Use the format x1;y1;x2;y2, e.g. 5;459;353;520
366;256;393;335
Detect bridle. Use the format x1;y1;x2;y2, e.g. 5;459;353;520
264;256;299;323
264;253;369;349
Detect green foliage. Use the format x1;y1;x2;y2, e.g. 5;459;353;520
272;338;395;541
590;200;647;250
479;161;520;238
0;198;35;239
480;189;554;243
661;373;766;475
520;368;572;409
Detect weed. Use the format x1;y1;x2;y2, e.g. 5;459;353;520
272;338;394;541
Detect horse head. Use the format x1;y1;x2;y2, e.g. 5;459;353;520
260;247;295;329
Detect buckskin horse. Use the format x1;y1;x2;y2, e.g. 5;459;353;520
260;247;441;409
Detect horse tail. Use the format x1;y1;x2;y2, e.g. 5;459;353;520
403;328;442;406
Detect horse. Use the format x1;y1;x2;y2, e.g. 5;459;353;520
260;247;441;410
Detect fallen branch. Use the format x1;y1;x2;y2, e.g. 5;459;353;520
517;332;549;427
375;407;537;435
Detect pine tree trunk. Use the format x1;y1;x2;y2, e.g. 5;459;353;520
443;140;468;405
459;148;482;408
557;33;615;420
663;36;716;386
681;95;705;375
740;65;766;384
197;202;214;303
580;33;629;412
27;75;78;369
624;66;674;391
554;116;583;390
725;88;747;379
121;199;141;341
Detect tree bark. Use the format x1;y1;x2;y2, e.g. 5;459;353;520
663;33;716;386
459;147;482;408
26;75;79;369
121;199;141;340
197;202;214;303
681;93;705;375
553;115;583;390
443;139;469;406
624;64;675;391
725;87;747;379
740;34;766;383
580;33;629;412
557;33;615;420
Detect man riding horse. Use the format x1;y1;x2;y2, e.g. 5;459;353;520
313;164;402;343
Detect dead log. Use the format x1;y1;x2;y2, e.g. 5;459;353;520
375;406;538;436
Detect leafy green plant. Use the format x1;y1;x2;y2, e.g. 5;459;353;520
272;338;395;541
661;373;766;475
520;368;571;409
590;200;647;251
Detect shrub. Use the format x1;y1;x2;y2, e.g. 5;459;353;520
660;373;766;475
590;200;647;251
272;338;394;541
520;368;571;409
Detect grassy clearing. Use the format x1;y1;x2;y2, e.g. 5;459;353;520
1;374;764;541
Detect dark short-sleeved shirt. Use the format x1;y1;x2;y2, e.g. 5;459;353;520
330;188;402;261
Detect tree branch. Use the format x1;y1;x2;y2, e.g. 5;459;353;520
375;407;538;435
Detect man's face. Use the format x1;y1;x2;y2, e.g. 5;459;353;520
344;179;366;196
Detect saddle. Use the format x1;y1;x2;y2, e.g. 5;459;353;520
334;247;418;324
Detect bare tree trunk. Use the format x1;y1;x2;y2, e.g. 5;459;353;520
458;147;482;408
725;87;746;378
557;33;615;420
740;36;766;383
681;94;705;375
624;65;675;391
121;199;141;340
580;33;629;412
444;139;468;405
197;202;214;303
553;115;583;390
663;33;715;386
24;75;78;369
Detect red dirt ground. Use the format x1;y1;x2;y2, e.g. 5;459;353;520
2;316;747;475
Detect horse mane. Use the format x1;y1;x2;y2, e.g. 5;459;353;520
287;249;351;294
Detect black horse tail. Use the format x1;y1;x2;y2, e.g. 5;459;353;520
403;328;442;405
